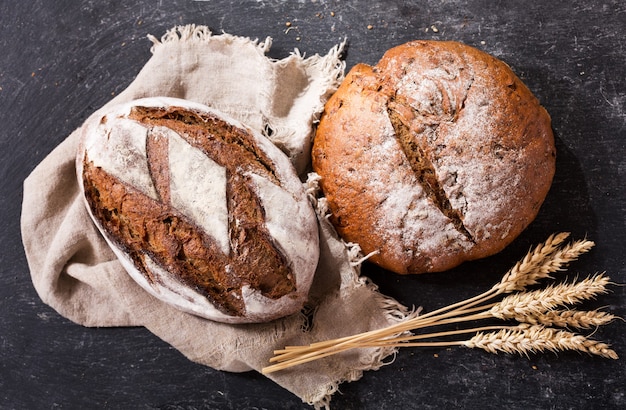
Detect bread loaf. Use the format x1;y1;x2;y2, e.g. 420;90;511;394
77;97;319;323
312;40;556;275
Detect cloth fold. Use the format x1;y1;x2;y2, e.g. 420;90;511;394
21;25;411;408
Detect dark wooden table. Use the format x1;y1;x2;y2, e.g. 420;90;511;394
2;1;624;408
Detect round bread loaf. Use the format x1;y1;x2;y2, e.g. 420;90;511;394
77;97;319;323
312;40;556;275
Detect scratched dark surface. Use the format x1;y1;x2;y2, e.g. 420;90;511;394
1;1;625;409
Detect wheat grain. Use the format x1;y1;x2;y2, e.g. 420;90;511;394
495;232;570;293
465;325;618;359
535;239;597;278
490;274;610;320
552;328;619;359
523;309;617;329
495;234;596;294
465;326;553;356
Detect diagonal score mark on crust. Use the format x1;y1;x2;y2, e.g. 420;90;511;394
130;106;281;184
145;128;171;204
386;100;474;243
81;158;246;315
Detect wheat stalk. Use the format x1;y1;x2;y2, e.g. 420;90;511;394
261;234;618;375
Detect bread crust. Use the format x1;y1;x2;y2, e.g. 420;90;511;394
312;41;555;274
77;97;319;323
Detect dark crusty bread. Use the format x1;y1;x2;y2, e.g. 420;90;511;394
312;40;556;275
77;97;319;323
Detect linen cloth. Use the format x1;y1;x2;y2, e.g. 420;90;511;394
21;25;411;408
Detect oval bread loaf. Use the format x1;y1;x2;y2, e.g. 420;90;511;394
77;97;319;323
312;40;556;275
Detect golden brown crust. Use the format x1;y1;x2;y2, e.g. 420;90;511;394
312;40;556;274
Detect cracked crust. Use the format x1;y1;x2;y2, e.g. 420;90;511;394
312;41;556;274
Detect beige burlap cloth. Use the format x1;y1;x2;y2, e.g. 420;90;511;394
21;25;411;408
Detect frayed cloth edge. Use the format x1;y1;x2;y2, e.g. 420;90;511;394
148;24;272;54
306;297;419;409
307;292;419;409
304;173;419;409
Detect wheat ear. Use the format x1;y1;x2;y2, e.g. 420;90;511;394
522;309;618;329
495;232;570;293
495;234;595;293
466;325;618;359
490;274;611;320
